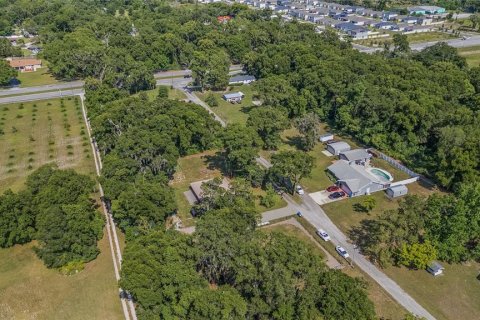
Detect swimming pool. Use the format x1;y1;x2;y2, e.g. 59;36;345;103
368;168;393;182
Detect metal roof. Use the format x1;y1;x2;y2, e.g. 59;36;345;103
229;75;256;83
223;91;244;99
327;141;351;152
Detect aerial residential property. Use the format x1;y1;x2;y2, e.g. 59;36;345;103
6;57;42;72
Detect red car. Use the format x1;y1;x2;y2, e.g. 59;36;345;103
326;185;340;192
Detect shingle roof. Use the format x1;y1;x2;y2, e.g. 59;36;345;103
7;58;42;68
328;141;351;152
340;149;371;161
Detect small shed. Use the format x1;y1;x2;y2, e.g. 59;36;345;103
427;261;444;276
319;133;334;143
339;149;371;163
326;141;351;155
223;91;244;103
386;185;408;198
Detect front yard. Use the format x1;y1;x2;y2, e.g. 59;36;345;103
197;84;256;125
15;68;60;87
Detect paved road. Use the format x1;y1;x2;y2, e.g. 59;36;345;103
0;88;85;104
0;81;84;96
183;90;227;126
354;34;480;54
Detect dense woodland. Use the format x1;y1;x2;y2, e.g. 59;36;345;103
0;166;103;271
0;0;479;318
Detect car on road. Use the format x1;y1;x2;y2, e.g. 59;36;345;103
296;211;303;217
326;185;339;192
336;246;349;258
316;229;330;241
329;191;346;199
296;185;305;195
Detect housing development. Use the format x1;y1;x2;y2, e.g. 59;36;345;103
0;1;479;320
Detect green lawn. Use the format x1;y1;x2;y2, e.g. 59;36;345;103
384;262;480;320
15;68;60;87
406;31;456;43
458;45;480;67
0;98;94;193
0;234;124;320
197;84;256;125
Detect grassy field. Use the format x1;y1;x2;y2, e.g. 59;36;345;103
0;96;123;319
384;262;480;320
458;45;480;67
0;98;94;193
0;235;124;320
197;84;256;125
359;31;456;47
15;68;60;87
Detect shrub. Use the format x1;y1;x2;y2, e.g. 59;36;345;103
205;93;219;107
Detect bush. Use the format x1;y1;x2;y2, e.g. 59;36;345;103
157;86;169;98
205;93;219;107
260;184;280;208
354;196;376;213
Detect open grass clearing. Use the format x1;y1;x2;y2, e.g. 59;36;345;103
197;84;256;125
0;232;124;320
384;262;480;320
0;98;94;193
15;68;60;87
406;31;456;43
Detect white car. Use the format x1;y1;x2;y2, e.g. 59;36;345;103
316;229;330;241
336;246;349;259
296;185;304;195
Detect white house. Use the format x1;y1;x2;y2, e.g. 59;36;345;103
223;91;245;103
229;75;256;85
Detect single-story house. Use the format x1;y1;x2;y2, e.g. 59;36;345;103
401;16;419;24
223;91;244;103
386;184;408;198
6;57;42;72
229;75;256;85
190;177;229;202
348;28;369;40
319;133;334;143
328;160;386;197
326;141;351;155
374;21;398;30
427;261;444;276
339;149;371;164
382;12;398;21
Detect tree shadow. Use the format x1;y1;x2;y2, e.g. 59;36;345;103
284;135;304;150
240;105;255;114
348;218;378;256
202;151;230;177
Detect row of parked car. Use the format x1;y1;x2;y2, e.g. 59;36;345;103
296;211;350;259
326;185;346;200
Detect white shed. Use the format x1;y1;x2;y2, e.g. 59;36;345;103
319;133;334;143
326;141;351;155
386;185;408;198
427;261;444;276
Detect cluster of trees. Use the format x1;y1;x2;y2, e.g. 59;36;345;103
87;92;221;235
121;189;376;320
0;166;103;270
245;33;479;190
0;38;20;86
352;182;480;268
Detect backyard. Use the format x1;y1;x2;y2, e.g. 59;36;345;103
0;98;94;193
197;84;256;125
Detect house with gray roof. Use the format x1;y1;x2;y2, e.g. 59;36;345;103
229;75;256;85
339;149;371;163
326;141;351;155
327;160;387;197
223;91;244;103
